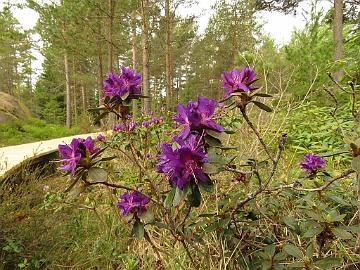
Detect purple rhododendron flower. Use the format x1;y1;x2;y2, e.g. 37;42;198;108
222;67;256;98
157;135;210;189
142;121;150;128
57;137;99;175
151;117;159;125
97;134;105;142
300;154;326;174
173;96;224;139
116;191;150;217
103;66;141;99
113;121;137;133
113;123;125;132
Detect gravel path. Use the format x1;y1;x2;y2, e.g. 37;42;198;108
0;133;100;177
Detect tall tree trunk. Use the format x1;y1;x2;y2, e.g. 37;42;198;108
61;0;71;127
61;0;71;128
81;85;86;112
72;56;77;124
165;0;173;111
96;8;104;106
131;11;138;117
333;0;343;81
64;49;71;128
141;0;151;112
108;0;114;72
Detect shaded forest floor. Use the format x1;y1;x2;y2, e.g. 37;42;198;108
0;171;136;270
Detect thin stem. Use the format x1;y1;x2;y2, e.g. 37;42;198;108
84;180;137;191
327;72;351;94
231;133;286;217
180;239;197;269
224;166;254;174
267;169;355;192
349;81;359;132
240;108;274;163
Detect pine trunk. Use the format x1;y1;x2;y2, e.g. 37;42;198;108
72;56;77;125
141;0;151;112
64;49;71;128
81;85;86;111
165;0;172;111
97;8;103;106
61;0;71;128
131;11;138;117
108;0;113;72
333;0;343;81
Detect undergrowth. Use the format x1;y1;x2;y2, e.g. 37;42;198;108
0;118;84;147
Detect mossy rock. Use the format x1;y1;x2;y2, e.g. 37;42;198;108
0;91;33;123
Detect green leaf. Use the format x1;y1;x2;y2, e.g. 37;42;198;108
203;163;222;174
206;130;226;141
133;220;144;239
205;221;221;232
326;210;345;222
88;106;106;112
68;183;88;200
252;93;273;98
352;156;360;173
188;183;201;207
347;225;360;233
313;257;343;269
332;227;353;240
204;135;222;147
321;149;349;157
264;244;276;257
305;244;315;258
173;187;185;207
273;252;287;261
303;226;323;238
283;216;299;232
88;167;108;182
98;156;117;162
153;222;171;230
198;179;214;193
287;261;305;268
64;176;80;192
252;101;273;112
140;210;154;223
205;217;230;232
164;188;176;208
94;111;109;123
207;151;235;165
283;244;303;259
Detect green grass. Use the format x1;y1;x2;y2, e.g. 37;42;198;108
0;118;84;147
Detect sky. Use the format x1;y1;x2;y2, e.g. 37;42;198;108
1;0;332;81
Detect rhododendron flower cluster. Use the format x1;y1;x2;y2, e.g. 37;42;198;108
113;121;137;133
157;135;210;189
116;191;150;217
57;137;99;175
222;67;257;98
173;96;224;139
103;66;142;99
300;154;326;174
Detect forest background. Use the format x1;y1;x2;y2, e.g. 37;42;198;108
0;0;358;145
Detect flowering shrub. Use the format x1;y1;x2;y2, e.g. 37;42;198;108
54;66;360;269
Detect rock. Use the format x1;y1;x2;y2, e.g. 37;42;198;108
0;91;33;123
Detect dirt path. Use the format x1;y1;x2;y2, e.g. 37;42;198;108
0;133;101;177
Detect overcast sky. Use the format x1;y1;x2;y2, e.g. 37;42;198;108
1;0;332;81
